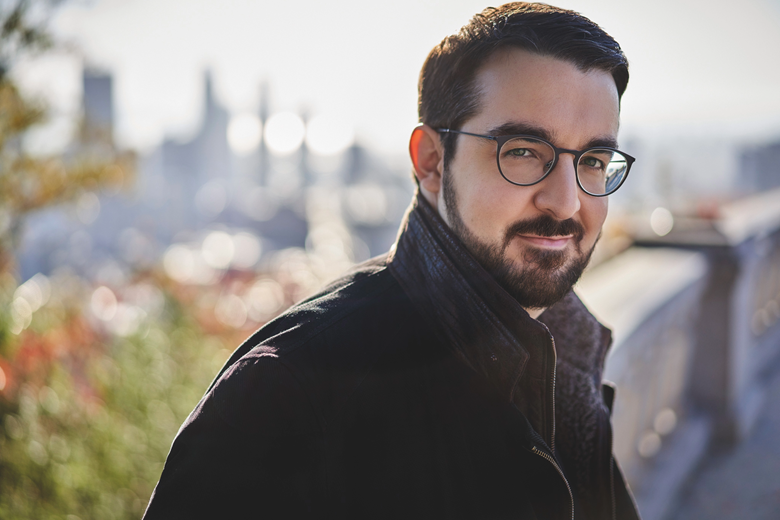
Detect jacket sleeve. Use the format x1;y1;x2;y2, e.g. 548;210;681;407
613;457;642;520
143;352;325;519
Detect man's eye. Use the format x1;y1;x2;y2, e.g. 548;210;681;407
505;147;531;157
581;156;605;169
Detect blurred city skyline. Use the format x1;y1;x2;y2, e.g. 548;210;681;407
12;0;780;157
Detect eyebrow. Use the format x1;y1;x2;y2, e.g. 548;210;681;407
583;136;620;149
486;121;619;150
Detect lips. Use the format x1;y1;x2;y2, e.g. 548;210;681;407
517;234;573;249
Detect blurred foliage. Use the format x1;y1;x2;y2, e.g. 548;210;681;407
0;3;322;518
0;0;55;76
0;0;135;274
0;2;202;519
0;270;234;519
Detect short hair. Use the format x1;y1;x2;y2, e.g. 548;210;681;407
418;2;629;167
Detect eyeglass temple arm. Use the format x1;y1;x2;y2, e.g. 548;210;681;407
437;128;497;141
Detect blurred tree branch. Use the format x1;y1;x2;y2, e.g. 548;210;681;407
0;0;56;78
0;0;136;275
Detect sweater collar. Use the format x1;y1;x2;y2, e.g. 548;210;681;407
387;191;611;444
387;193;549;412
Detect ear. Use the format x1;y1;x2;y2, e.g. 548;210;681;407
409;124;444;205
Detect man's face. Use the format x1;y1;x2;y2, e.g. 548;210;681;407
438;47;620;311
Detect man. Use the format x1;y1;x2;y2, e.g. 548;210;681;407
144;3;640;519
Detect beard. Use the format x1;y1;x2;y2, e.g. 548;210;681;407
442;169;598;310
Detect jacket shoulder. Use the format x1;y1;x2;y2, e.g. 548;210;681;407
211;254;428;428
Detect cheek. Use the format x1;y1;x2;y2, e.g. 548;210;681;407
458;174;528;238
581;197;608;243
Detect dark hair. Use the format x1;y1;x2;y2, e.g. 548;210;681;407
418;2;629;167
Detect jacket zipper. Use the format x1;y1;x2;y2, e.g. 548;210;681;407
542;327;557;455
531;446;574;520
550;354;557;455
540;325;571;518
542;329;574;519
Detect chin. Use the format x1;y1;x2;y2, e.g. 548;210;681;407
494;241;596;309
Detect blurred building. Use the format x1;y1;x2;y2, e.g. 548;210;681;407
740;140;780;192
83;72;114;134
17;68;414;284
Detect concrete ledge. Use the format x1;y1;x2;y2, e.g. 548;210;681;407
634;414;712;520
576;247;710;520
576;247;707;348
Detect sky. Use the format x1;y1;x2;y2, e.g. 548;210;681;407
13;0;780;156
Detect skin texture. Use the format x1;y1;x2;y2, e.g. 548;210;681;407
410;47;620;316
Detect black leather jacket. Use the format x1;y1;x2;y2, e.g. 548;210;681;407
143;195;641;520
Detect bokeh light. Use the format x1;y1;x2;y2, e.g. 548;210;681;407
163;245;195;283
637;431;662;458
650;207;675;237
201;231;234;270
91;286;118;321
231;232;262;270
653;408;678;436
215;293;247;329
247;279;284;322
263;112;305;155
14;273;51;313
227;113;262;155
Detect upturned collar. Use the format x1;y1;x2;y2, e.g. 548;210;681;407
387;191;611;446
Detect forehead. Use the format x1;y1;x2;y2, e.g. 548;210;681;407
467;47;620;144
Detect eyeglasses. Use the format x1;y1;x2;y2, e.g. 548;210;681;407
437;129;635;197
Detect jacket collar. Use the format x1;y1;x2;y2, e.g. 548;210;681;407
387;191;611;446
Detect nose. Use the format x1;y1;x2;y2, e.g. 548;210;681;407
532;153;581;221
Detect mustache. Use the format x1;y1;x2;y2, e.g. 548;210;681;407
504;215;585;244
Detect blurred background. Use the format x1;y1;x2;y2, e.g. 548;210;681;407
1;0;779;519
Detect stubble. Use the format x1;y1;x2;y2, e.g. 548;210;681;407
442;168;597;310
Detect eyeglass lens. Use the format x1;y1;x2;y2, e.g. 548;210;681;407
499;136;629;195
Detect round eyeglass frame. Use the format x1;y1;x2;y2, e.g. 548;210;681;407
437;128;635;197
